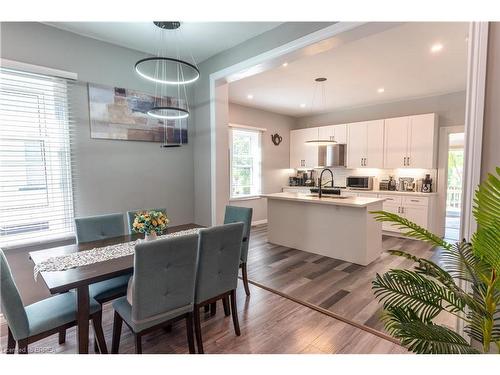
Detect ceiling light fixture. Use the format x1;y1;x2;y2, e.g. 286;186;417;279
300;103;306;108
247;94;254;100
377;87;385;93
282;62;289;67
430;43;443;53
305;77;336;145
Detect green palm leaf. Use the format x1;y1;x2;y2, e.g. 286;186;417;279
371;210;451;250
473;167;500;229
382;307;479;354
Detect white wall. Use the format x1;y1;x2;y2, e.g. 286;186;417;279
294;91;466;129
228;103;295;223
0;22;195;225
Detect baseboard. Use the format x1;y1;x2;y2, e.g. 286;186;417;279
251;219;267;226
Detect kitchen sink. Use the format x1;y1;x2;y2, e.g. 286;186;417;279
305;194;349;199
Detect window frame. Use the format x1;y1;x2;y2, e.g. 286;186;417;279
228;126;262;200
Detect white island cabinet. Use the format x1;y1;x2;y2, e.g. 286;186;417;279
263;192;385;266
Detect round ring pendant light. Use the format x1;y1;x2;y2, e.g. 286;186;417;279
305;77;337;145
147;106;190;120
135;57;200;85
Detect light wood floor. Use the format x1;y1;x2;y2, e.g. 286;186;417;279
246;224;454;334
0;280;406;354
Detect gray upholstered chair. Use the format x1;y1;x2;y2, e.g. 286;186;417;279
74;213;130;351
111;233;199;354
224;206;253;296
193;222;244;354
126;208;167;234
0;249;107;354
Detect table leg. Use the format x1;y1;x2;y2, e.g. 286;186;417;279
76;286;90;354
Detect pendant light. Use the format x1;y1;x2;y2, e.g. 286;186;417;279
305;77;336;145
135;22;199;120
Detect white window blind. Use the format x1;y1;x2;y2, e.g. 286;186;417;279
0;67;75;248
229;127;262;199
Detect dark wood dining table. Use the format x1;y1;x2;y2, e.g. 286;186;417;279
29;223;202;354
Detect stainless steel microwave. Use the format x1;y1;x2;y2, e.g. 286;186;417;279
346;176;373;190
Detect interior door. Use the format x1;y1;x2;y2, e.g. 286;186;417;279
347;122;366;168
408;113;436;168
365;120;384;168
384;116;409;168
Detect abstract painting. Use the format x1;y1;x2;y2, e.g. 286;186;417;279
88;83;188;144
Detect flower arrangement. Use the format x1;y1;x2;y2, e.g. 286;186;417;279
132;210;169;236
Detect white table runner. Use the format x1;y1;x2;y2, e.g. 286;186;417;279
33;228;201;280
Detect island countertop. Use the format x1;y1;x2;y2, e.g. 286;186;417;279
262;192;386;208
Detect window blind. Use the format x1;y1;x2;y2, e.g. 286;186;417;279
0;67;76;248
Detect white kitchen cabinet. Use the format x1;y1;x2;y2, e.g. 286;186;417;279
384;113;437;169
381;200;403;232
403;205;428;229
318;124;347;144
347;120;384;168
290;128;319;169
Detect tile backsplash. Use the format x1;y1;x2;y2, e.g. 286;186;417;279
305;168;438;190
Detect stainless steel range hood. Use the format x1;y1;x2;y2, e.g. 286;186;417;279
317;144;346;168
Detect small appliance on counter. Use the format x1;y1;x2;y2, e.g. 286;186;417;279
388;176;397;191
304;169;316;187
379;179;390;191
346;176;373;190
422;174;433;193
398;177;415;192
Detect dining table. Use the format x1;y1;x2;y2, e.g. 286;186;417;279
29;223;202;354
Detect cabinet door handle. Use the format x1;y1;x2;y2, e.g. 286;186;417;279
401;207;404;214
403;157;406;166
365;158;367;167
408;157;410;166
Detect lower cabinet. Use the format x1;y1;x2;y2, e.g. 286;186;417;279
379;194;432;234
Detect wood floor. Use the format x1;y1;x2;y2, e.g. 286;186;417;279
246;224;455;334
0;280;406;354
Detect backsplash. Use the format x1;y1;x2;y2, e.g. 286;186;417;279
301;168;438;190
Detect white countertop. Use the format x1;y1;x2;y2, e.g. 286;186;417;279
262;192;385;208
282;186;438;196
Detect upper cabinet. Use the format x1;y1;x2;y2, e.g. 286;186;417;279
384;113;437;169
290;127;319;169
317;124;347;144
347;120;384;168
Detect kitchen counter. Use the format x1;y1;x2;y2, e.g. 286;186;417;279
282;186;438;197
263;192;385;208
265;192;384;266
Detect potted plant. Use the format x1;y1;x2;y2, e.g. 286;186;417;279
132;210;169;241
371;167;499;354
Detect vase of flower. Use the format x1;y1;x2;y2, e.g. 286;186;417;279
132;210;169;242
144;232;158;241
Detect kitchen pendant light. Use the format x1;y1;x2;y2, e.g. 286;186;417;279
305;77;337;145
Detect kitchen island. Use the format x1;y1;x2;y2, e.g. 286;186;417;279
262;192;386;266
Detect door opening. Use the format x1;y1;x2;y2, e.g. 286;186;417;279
445;132;465;241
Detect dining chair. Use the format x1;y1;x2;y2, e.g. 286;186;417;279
110;233;199;354
193;222;244;354
73;213;130;351
126;208;167;234
0;249;107;354
224;206;253;296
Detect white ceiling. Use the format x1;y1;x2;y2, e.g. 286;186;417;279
44;22;282;63
229;22;469;117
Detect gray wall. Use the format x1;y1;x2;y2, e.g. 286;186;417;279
228;103;295;222
0;22;195;225
482;22;500;179
294;91;466;129
193;22;334;225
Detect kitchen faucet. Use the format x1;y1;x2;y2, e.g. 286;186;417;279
318;168;334;198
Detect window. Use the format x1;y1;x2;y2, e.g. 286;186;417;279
0;68;74;247
229;127;262;199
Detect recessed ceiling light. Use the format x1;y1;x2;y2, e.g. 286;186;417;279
282;62;288;67
247;94;254;100
300;103;306;108
377;87;385;93
430;43;443;53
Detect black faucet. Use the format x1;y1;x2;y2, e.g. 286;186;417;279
318;168;334;198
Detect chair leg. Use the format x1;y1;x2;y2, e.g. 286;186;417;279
229;289;241;336
134;334;142;354
210;302;217;316
222;296;230;316
92;311;108;354
7;327;16;354
241;262;251;296
111;311;123;354
193;306;204;354
58;329;66;345
18;339;28;354
185;313;196;354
